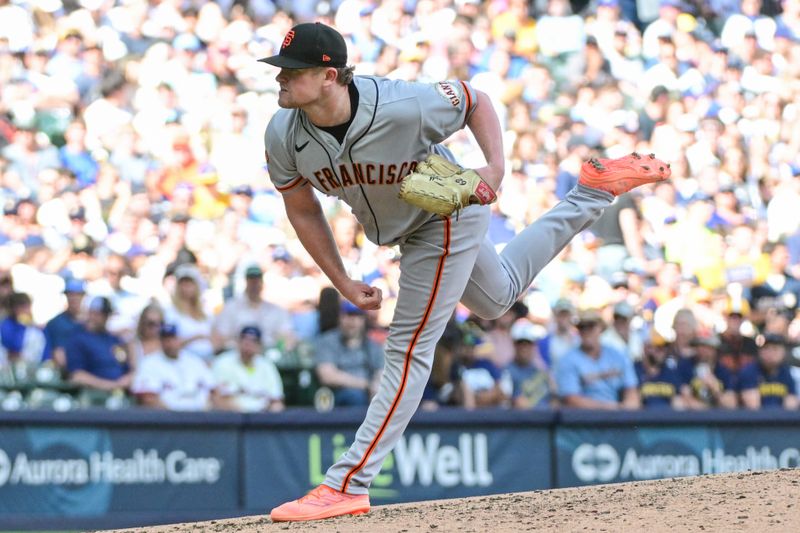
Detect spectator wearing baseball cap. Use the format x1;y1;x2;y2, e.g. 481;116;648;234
738;334;799;410
131;322;220;411
312;300;384;407
678;332;737;409
64;295;133;393
717;297;758;378
542;298;579;367
43;277;87;369
600;301;645;361
211;263;296;354
634;329;685;409
554;309;640;410
749;241;800;324
507;319;552;409
212;325;285;412
454;321;509;409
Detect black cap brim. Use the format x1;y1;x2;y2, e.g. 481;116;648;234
258;55;318;69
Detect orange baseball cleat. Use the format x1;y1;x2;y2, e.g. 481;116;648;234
269;484;370;522
579;152;671;196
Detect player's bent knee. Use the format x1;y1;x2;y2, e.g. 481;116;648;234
463;302;514;321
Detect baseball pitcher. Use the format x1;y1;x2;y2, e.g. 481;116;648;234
262;22;670;522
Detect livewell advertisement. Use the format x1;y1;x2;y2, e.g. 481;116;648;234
243;426;552;510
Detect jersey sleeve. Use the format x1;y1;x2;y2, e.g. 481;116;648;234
412;80;478;145
264;114;307;194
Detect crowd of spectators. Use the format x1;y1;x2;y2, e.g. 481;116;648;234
2;0;800;412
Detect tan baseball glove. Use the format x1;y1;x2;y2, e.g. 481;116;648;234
398;154;497;217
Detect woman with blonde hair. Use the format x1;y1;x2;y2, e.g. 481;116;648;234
164;264;214;362
129;303;165;362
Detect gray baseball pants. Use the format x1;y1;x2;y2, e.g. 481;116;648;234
325;185;613;494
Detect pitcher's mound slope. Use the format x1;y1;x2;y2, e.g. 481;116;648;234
102;469;800;533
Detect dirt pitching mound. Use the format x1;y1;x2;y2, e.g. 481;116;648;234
104;469;800;533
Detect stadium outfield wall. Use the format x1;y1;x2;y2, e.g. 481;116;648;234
1;408;799;530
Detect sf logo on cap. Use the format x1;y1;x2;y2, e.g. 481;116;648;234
282;30;295;49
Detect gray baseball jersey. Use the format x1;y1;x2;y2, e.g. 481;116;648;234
265;75;612;495
265;76;476;245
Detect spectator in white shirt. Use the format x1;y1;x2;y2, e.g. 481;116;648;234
164;263;214;361
720;0;776;54
131;323;219;411
642;0;681;60
211;264;295;353
212;325;285;412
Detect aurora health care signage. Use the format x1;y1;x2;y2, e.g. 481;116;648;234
0;427;238;516
556;425;800;487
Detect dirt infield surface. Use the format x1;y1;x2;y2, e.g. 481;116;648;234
105;469;800;533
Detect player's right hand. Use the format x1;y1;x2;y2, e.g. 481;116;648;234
341;280;383;311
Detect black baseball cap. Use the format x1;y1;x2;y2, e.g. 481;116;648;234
258;23;347;69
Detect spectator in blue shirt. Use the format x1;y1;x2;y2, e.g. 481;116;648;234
738;334;799;410
58;119;99;188
64;296;133;392
541;298;579;367
507;319;552;409
44;278;86;369
0;292;48;371
555;309;640;410
635;331;684;409
314;301;384;407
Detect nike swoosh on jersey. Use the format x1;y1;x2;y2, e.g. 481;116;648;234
295;141;310;152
